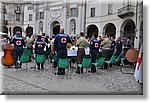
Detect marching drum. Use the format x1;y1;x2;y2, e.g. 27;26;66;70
120;48;139;74
125;48;139;63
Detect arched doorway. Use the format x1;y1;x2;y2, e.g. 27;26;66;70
139;21;143;48
26;26;33;36
2;26;8;34
13;26;22;35
86;25;98;38
120;19;136;46
103;23;116;37
51;21;60;35
70;19;76;35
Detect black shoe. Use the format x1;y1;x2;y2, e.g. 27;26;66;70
37;68;40;70
91;71;96;73
41;67;44;70
60;73;65;75
18;63;22;68
15;63;19;69
54;72;65;75
15;66;18;69
88;70;96;73
75;71;83;74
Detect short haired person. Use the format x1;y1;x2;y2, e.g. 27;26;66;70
54;27;72;75
76;32;90;74
11;31;25;69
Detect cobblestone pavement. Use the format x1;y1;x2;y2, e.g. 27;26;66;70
0;59;143;95
0;51;142;95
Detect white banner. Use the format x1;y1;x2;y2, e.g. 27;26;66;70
134;44;143;83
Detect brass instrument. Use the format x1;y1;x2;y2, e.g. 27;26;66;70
66;43;72;50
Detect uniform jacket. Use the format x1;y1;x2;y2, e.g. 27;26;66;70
11;36;25;52
54;33;72;51
35;39;46;54
76;37;89;48
90;38;101;52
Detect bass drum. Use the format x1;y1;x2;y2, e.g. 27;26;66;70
125;48;139;63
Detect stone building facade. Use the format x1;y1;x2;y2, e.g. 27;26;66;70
0;0;143;49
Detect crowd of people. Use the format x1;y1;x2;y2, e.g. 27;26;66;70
1;27;133;75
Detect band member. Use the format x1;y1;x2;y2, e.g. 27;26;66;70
54;27;72;75
114;37;122;58
25;35;34;61
35;34;47;70
100;35;111;59
106;36;116;61
89;33;101;73
41;33;49;59
76;32;89;74
11;31;25;69
51;35;57;68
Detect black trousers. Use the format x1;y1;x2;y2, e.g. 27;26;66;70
91;50;98;72
14;51;23;65
37;63;44;69
57;49;67;74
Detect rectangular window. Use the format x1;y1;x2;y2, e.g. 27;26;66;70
70;8;78;17
27;6;33;10
16;6;20;11
91;7;95;17
108;3;113;15
16;14;20;21
39;12;44;19
29;14;32;21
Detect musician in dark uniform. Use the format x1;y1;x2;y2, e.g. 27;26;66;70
54;27;72;75
114;37;122;58
11;31;25;69
106;36;116;61
89;33;101;73
35;34;47;70
41;33;49;59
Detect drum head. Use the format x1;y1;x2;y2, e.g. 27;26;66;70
125;48;139;63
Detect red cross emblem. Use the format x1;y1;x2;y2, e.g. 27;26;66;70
95;43;99;48
41;38;45;42
38;45;43;49
61;38;67;43
16;40;21;45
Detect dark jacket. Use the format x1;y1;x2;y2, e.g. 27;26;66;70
54;33;72;51
35;39;46;54
11;36;25;52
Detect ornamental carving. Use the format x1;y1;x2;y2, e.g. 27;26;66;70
50;8;62;19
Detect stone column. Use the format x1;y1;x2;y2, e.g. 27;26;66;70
77;2;85;34
63;0;68;34
63;3;69;34
0;3;2;32
33;4;38;35
44;3;49;36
